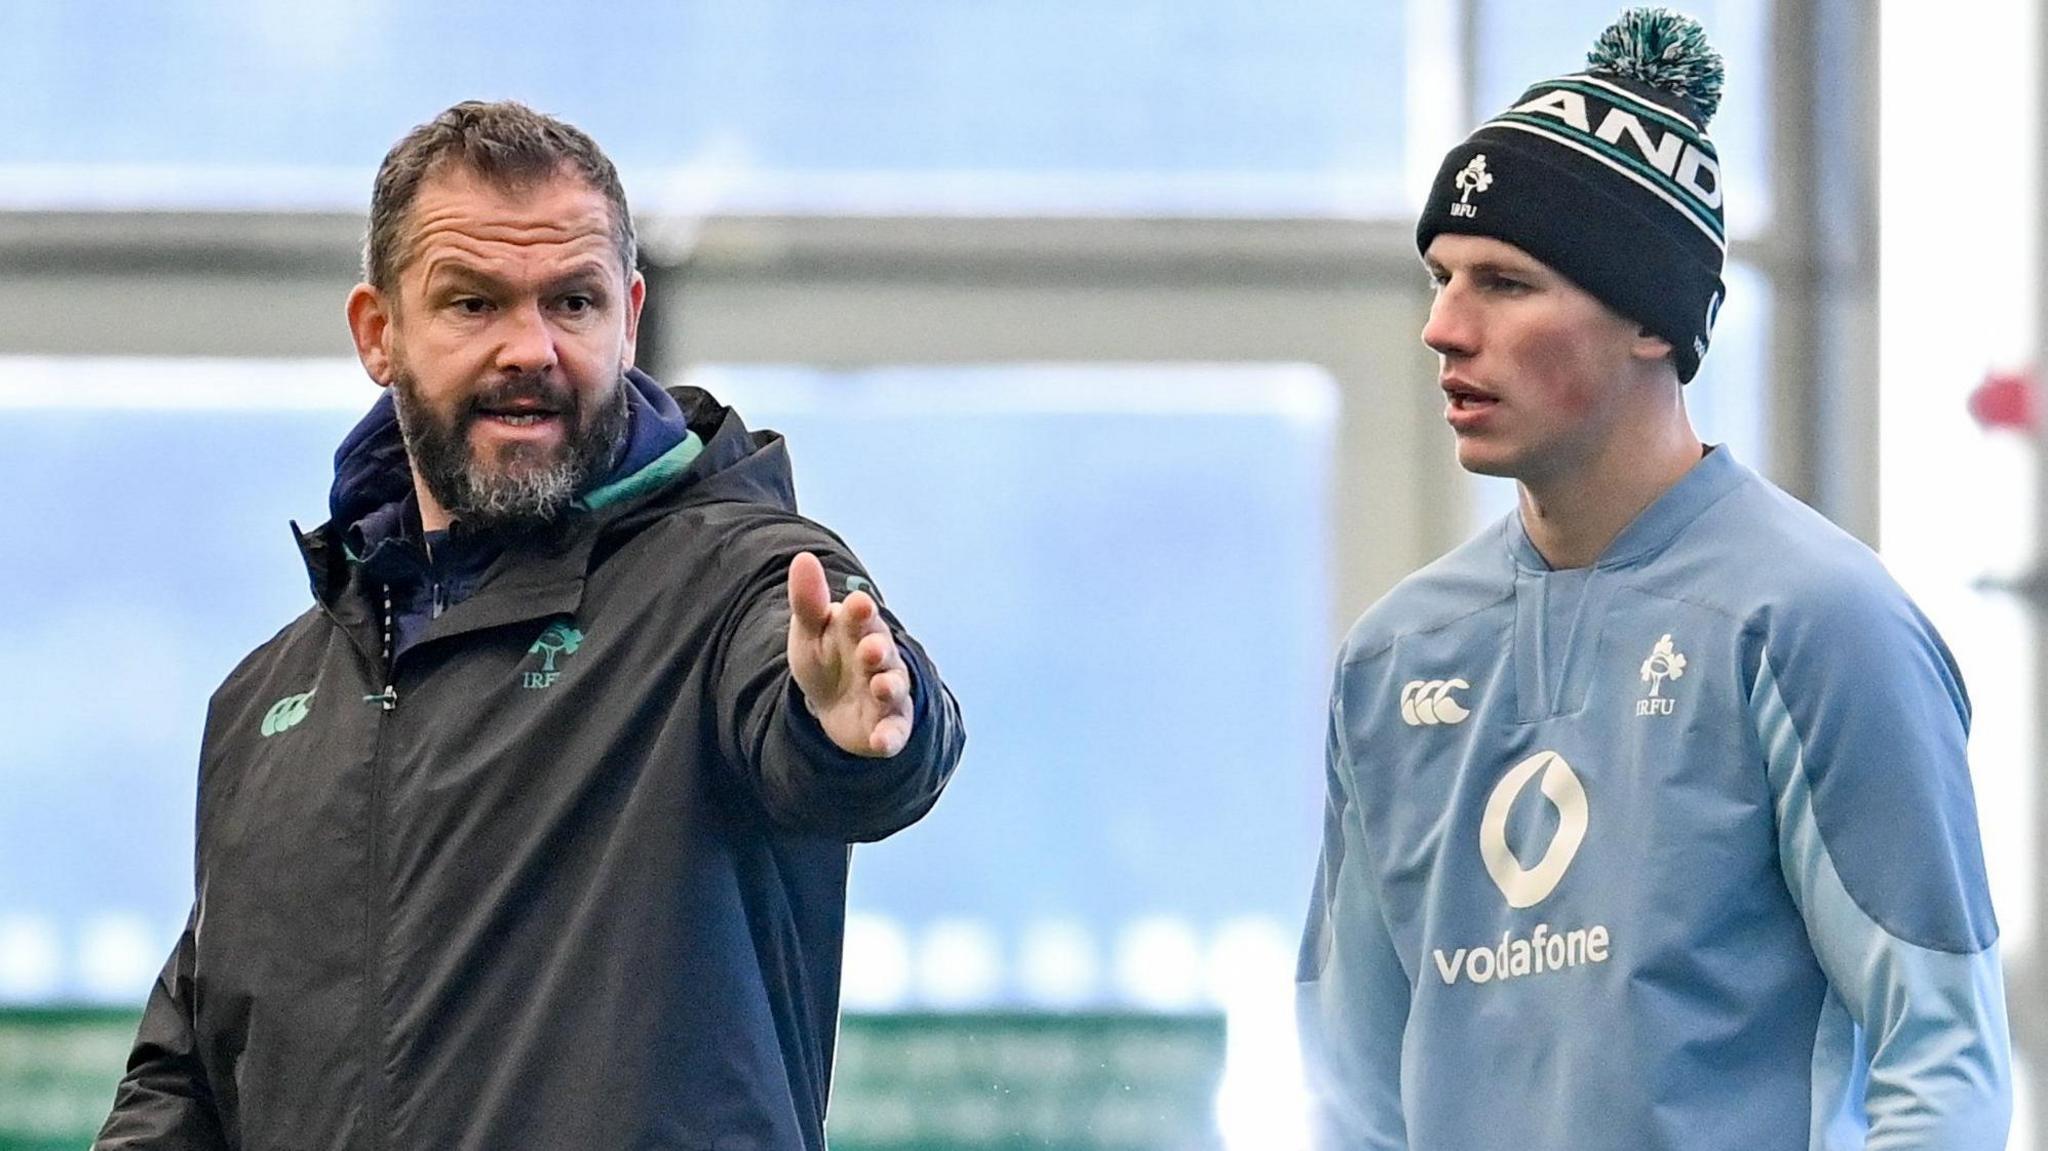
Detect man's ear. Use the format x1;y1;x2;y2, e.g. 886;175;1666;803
347;283;396;387
621;270;647;372
1631;325;1674;364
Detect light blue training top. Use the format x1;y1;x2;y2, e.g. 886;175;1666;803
1297;447;2010;1150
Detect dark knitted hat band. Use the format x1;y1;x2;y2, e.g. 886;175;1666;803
1486;76;1725;249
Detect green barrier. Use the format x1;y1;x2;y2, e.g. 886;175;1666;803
0;1009;133;1151
0;1008;1225;1151
829;1012;1226;1151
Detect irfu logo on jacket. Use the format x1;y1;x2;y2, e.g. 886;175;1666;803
524;622;585;691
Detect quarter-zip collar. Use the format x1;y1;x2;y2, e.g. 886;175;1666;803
1508;444;1748;574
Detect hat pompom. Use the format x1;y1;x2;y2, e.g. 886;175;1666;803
1586;7;1724;124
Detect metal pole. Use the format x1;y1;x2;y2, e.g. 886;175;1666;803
1770;0;1881;545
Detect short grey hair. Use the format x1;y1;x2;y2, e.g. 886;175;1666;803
362;100;636;293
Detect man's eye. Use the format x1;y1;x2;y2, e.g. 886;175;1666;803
453;297;491;315
559;294;595;314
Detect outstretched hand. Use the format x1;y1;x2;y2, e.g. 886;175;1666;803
786;551;914;757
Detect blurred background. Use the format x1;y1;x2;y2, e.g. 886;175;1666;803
0;0;2039;1146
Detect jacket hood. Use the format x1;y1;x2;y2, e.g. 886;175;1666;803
299;371;796;602
578;380;799;529
326;369;696;534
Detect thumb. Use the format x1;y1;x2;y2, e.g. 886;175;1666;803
787;551;832;632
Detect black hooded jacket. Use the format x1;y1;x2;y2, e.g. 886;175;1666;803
95;384;965;1151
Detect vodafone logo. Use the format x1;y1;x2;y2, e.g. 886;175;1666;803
1479;751;1589;908
1432;750;1610;987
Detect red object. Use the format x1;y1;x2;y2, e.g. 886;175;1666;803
1970;368;2038;433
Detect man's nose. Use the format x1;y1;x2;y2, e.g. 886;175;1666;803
1421;288;1476;360
495;301;559;376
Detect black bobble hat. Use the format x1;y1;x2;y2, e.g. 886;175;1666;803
1416;7;1729;383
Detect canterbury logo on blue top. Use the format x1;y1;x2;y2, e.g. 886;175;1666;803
1401;679;1471;726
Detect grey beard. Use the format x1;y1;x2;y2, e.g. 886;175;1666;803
449;455;584;526
392;370;630;532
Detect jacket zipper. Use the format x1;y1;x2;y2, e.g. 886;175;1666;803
364;583;397;1149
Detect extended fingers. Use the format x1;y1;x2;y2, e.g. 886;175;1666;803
869;667;911;708
787;552;833;632
855;628;904;673
839;589;881;631
867;713;913;757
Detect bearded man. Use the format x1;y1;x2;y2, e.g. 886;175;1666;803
96;100;965;1151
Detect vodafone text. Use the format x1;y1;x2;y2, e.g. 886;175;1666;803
1431;922;1611;985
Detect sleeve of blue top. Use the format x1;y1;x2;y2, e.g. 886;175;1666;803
1749;586;2011;1149
1297;685;1411;1151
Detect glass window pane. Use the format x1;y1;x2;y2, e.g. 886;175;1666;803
687;364;1334;1009
3;1;1407;215
0;360;370;1003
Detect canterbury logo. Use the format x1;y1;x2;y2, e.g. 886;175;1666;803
1479;751;1589;908
260;690;315;738
1400;679;1470;726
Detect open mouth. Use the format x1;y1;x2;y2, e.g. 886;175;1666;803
1443;385;1498;412
473;397;566;430
467;377;575;439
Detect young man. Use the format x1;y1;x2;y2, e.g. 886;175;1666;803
95;101;965;1151
1296;11;2009;1148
